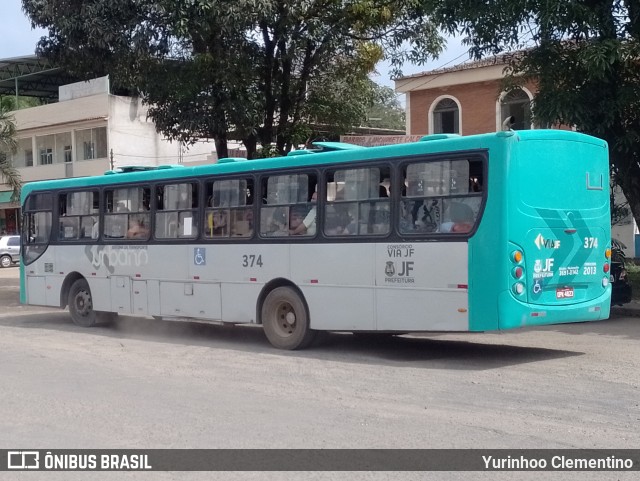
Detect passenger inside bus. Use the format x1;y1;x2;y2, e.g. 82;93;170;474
91;217;100;239
265;207;288;236
325;203;357;235
127;215;149;239
440;201;475;233
289;191;317;236
399;199;439;233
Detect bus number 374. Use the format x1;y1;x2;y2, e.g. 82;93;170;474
242;255;263;268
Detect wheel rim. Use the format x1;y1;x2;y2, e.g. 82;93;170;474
0;257;9;268
272;300;297;337
74;289;93;318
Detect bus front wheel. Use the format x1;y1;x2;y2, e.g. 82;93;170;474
68;278;115;327
261;286;315;350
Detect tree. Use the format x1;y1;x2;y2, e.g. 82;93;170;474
23;0;442;158
363;82;406;131
434;0;640;227
0;100;22;202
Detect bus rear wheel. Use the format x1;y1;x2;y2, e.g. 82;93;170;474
68;278;115;327
261;286;315;350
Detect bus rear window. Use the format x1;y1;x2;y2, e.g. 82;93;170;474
517;140;608;210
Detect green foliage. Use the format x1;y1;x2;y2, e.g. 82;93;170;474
0;104;22;202
23;0;442;158
255;144;280;159
611;238;627;264
0;96;43;111
433;0;640;229
624;268;640;299
363;82;406;130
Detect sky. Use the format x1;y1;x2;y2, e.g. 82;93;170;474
0;1;47;59
1;0;471;91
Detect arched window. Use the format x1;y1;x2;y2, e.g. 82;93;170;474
500;89;532;130
432;98;460;134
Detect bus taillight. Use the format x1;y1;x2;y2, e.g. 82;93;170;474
603;263;610;273
511;249;525;295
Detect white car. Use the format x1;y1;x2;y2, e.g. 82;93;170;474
0;235;21;268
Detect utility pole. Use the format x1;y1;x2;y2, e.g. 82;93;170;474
110;149;114;170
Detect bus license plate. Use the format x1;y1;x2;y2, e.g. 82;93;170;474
556;287;574;299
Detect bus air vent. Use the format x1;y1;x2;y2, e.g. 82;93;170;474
287;150;315;156
419;134;461;142
311;141;366;152
104;166;158;175
156;164;185;169
104;164;185;175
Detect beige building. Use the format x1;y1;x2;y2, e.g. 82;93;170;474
0;75;217;235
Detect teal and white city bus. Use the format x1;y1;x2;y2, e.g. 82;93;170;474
20;129;611;349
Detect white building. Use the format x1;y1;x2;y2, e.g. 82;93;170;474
0;74;218;234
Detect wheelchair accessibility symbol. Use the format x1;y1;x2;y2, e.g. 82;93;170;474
194;248;206;266
533;280;542;295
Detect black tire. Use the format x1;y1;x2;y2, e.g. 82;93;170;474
68;278;116;327
261;286;316;350
0;255;11;268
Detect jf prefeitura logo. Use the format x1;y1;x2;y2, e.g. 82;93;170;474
384;244;415;284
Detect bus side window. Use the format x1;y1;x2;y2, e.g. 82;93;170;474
156;183;198;239
259;174;315;238
205;178;253;239
104;187;150;239
399;159;482;235
325;166;389;236
58;191;99;241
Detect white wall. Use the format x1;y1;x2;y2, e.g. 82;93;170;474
109;96;216;168
13;94;109;131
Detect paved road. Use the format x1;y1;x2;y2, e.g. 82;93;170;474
0;266;638;481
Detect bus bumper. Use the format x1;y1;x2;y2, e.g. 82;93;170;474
495;290;611;330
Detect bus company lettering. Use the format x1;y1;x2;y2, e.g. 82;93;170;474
534;233;561;250
387;244;414;258
385;244;415;283
85;245;149;272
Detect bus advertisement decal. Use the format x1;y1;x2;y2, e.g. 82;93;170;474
85;245;149;272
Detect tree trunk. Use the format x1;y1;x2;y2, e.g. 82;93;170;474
243;134;257;160
214;136;228;160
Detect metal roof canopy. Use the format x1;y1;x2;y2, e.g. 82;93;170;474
0;55;80;101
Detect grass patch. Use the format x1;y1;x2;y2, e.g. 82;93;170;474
625;266;640;299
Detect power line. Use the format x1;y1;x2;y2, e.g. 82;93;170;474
115;151;213;160
396;32;537;94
